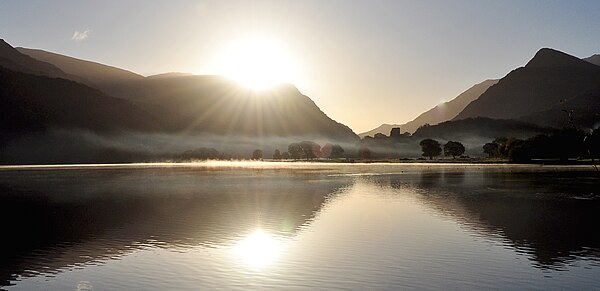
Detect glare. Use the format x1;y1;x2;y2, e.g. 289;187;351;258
214;37;302;90
231;229;284;268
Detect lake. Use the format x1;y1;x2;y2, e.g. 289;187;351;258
1;162;599;290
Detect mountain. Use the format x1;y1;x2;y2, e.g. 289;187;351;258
412;117;550;141
0;39;73;79
16;47;145;98
17;45;357;140
584;54;600;66
400;79;498;134
454;48;600;126
0;66;161;143
359;79;498;138
1;40;358;163
358;124;403;139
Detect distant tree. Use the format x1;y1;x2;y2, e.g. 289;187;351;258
178;147;220;160
444;141;465;159
419;139;441;160
417;123;431;131
331;144;345;159
322;143;345;159
358;146;372;159
299;141;321;160
493;137;509;157
586;129;600;158
272;149;282;160
321;143;333;158
288;143;302;160
483;142;499;157
252;149;263;160
281;151;290;159
374;133;387;139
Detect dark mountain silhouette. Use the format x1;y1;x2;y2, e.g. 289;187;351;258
359;124;403;138
0;39;74;80
583;54;600;66
1;39;358;163
401;79;498;133
147;72;194;79
412;117;550;141
359;79;498;138
454;48;600;127
16;44;357;140
522;86;600;129
16;46;145;98
0;67;161;140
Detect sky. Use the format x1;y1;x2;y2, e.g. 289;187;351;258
1;0;600;133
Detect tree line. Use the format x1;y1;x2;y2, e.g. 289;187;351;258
482;128;599;163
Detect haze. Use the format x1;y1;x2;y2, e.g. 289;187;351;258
1;0;600;132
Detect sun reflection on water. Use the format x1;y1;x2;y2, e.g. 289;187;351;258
231;229;284;268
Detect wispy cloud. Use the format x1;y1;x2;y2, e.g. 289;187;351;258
71;29;91;42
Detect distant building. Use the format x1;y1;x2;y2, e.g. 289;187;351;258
390;127;401;138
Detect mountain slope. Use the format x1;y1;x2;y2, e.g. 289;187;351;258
454;48;600;121
0;39;71;79
359;79;498;138
584;54;600;66
17;47;144;98
400;79;498;133
18;47;356;140
5;40;358;141
359;124;403;138
412;117;550;141
0;67;161;140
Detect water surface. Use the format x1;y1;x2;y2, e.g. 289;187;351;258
1;162;599;290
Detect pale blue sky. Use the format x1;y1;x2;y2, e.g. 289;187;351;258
1;0;599;132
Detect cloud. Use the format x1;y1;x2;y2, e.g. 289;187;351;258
71;29;91;42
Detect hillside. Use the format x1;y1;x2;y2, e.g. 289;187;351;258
359;79;498;138
454;48;600;122
16;43;357;140
584;54;600;66
0;39;77;80
358;124;403;138
412;117;550;141
400;79;498;133
0;66;161;143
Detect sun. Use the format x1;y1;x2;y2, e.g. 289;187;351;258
214;37;301;90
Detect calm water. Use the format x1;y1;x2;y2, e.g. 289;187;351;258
0;162;599;290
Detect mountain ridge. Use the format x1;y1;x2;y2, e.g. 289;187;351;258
454;48;600;126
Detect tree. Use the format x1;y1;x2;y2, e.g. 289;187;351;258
299;141;321;160
281;151;290;159
443;141;465;159
321;143;333;158
358;146;372;159
483;143;499;157
288;143;302;160
178;147;220;160
252;149;263;160
322;143;345;159
331;144;345;159
419;139;441;160
272;149;282;160
493;137;509;157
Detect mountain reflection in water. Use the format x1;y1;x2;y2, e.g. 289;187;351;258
0;163;599;289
